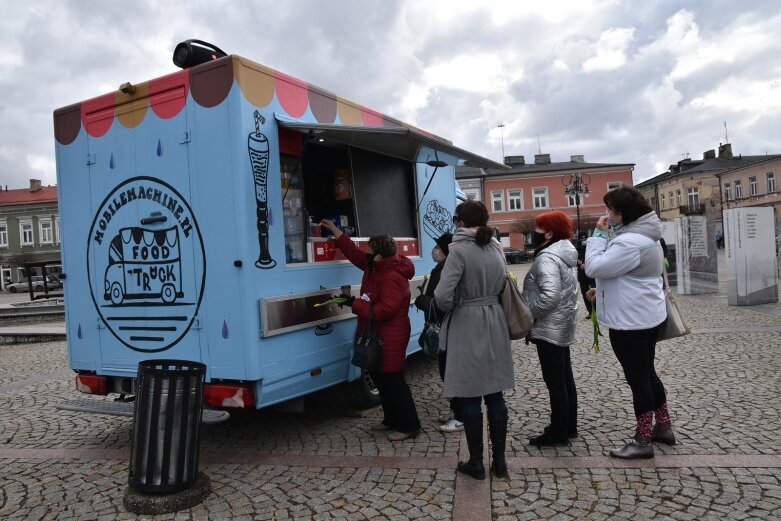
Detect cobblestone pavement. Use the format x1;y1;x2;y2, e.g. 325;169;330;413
1;261;780;519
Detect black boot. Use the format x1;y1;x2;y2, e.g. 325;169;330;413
651;422;676;445
457;412;485;480
609;434;654;459
487;409;508;479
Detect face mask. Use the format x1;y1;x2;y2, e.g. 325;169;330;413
531;231;547;246
431;247;446;263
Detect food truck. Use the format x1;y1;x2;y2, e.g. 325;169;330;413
53;50;504;414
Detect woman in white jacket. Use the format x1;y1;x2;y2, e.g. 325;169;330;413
585;187;675;459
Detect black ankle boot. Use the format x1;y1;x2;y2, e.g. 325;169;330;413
457;412;485;480
488;409;508;479
609;434;654;459
651;422;676;445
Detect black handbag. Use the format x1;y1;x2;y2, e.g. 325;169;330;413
351;305;383;372
417;301;441;356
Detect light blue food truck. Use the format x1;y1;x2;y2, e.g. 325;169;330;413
53;46;504;415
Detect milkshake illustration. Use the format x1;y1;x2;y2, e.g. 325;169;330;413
248;111;276;268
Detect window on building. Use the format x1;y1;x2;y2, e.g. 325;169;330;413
20;219;34;246
766;172;775;193
724;183;732;201
55;217;60;243
463;189;479;201
491;191;504;212
533;187;548;209
687;188;700;208
567;193;583;207
749;176;758;196
676;189;682;207
661;193;666;209
0;220;7;247
669;191;675;208
39;218;53;244
607;182;621;191
508;190;522;210
734;180;742;198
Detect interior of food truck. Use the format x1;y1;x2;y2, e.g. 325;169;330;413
279;128;418;264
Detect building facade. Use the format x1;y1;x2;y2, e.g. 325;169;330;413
720;155;781;240
458;154;634;249
0;180;61;289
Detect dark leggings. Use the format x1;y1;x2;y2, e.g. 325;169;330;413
459;392;506;417
369;370;421;433
609;325;667;416
535;340;577;437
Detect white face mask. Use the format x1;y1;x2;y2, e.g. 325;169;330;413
432;246;446;263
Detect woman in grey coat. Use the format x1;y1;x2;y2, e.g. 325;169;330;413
434;200;514;480
522;211;579;446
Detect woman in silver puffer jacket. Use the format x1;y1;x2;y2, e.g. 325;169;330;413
522;211;579;446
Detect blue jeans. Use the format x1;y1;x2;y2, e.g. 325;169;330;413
458;392;506;417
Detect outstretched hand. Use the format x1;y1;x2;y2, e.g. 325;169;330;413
319;219;343;238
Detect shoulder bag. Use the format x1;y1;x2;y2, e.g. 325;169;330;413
417;301;442;356
657;268;690;341
499;272;534;340
351;305;383;371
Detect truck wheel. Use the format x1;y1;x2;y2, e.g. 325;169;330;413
343;370;381;408
110;283;124;305
161;283;176;304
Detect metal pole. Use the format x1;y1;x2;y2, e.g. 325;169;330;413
575;192;581;237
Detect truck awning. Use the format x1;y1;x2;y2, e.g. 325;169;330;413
276;119;508;170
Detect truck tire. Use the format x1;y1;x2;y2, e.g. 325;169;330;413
110;283;124;305
343;370;381;408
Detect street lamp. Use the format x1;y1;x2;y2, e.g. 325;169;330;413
562;172;591;237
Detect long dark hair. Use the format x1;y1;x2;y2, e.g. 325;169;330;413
455;200;493;246
603;186;653;226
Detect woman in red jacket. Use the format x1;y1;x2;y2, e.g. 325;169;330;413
320;220;421;441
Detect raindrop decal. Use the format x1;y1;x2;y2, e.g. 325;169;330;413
268;208;274;226
222;320;229;339
77;324;83;339
109;153;115;169
156;139;163;157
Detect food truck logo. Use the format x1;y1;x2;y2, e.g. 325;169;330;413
87;177;205;352
423;199;455;239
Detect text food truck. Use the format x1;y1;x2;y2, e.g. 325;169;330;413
53;45;505;416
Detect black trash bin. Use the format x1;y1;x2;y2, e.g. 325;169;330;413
129;359;206;494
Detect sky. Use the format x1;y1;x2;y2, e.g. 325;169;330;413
2;0;780;190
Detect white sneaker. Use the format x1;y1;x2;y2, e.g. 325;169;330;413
438;419;464;433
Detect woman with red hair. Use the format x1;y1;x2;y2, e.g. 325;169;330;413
521;211;580;446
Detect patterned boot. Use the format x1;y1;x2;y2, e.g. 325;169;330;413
610;411;654;459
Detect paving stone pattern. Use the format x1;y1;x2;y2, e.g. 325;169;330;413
0;271;780;519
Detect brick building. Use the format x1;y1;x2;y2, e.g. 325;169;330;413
0;180;61;289
457;154;634;249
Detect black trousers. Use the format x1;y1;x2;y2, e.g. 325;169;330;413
438;350;462;421
369;370;421;433
535;340;578;438
577;268;596;315
609;325;667;416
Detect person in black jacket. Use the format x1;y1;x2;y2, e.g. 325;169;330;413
414;233;462;433
575;231;596;319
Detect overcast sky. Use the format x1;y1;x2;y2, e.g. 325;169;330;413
2;0;780;190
